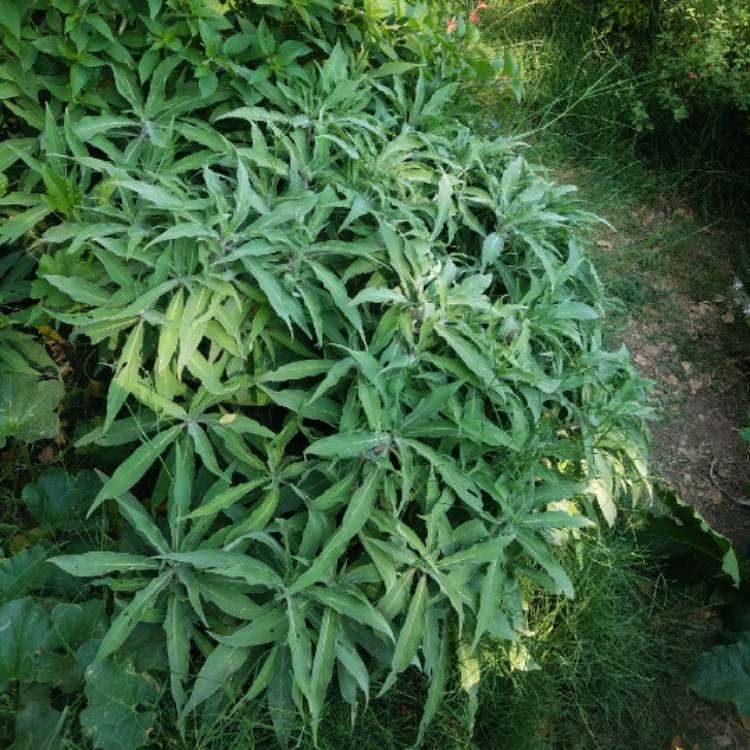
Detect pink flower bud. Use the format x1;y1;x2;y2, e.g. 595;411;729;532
446;16;457;33
469;10;479;23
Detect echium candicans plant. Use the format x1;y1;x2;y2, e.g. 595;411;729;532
0;1;650;747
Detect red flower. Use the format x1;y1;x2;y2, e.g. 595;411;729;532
687;71;697;80
476;1;489;9
446;16;457;33
469;10;479;23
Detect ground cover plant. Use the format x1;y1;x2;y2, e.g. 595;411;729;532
0;1;656;748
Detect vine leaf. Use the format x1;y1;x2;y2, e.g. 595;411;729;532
80;660;160;750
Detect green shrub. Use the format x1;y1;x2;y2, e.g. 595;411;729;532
0;1;650;748
653;0;750;121
599;0;661;39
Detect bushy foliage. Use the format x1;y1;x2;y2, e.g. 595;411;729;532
0;1;649;748
599;0;660;38
598;0;750;124
653;0;750;122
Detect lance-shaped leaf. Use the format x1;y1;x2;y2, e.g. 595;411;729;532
96;571;172;661
89;426;181;515
211;606;287;648
164;593;190;714
288;469;382;594
287;597;313;703
310;607;337;741
516;529;574;599
49;552;159;577
182;643;250;717
308;587;393;642
185;477;268;519
305;431;388;459
390;574;427;676
416;623;449;747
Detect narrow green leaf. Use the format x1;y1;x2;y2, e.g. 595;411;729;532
182;644;250;716
164;593;190;713
48;552;158;577
391;574;427;673
96;571;172;661
89;426;181;515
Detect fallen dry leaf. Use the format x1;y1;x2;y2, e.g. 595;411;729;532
668;374;679;385
741;715;750;732
641;210;659;227
37;445;56;464
722;310;736;324
670;736;685;750
681;361;693;374
710;488;723;505
634;354;649;367
595;239;613;250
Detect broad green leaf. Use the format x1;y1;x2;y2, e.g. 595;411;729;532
689;633;750;715
9;701;63;750
0;374;63;448
0;545;50;600
22;468;97;531
640;485;740;586
80;660;159;750
0;598;53;687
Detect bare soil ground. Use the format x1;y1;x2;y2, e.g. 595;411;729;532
593;194;750;552
587;188;750;750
